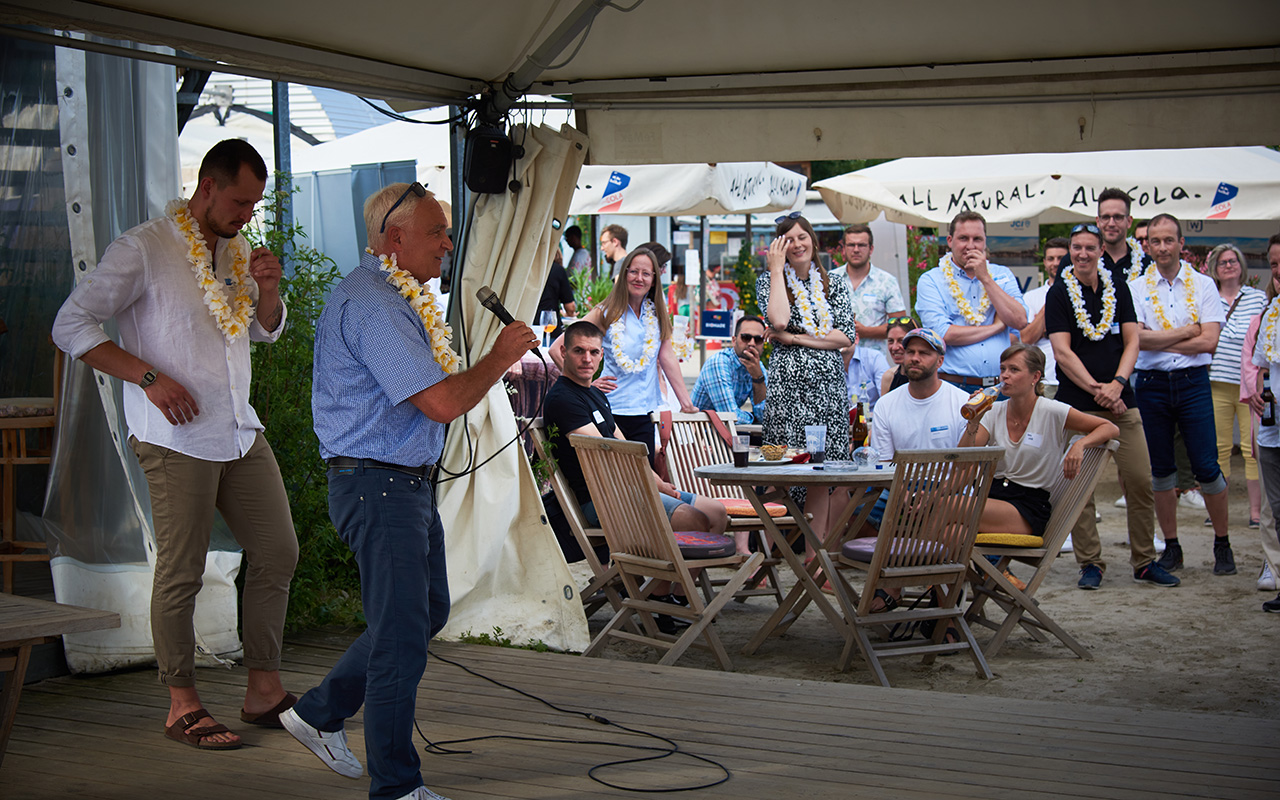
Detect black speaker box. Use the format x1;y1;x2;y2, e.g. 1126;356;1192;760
464;125;513;194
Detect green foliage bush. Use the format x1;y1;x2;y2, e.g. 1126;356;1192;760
246;183;363;631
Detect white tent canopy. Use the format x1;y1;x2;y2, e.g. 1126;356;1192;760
569;162;805;217
815;147;1280;227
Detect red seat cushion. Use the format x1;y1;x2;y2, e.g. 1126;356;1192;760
716;498;787;517
673;530;736;559
842;536;945;562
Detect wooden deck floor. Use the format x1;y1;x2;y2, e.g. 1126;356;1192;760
5;631;1278;799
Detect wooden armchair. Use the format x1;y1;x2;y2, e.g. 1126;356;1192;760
571;434;764;670
818;447;1002;687
965;440;1118;659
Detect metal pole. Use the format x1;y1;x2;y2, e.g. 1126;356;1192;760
271;80;294;270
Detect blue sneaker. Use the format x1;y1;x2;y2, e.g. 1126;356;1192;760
1134;562;1181;587
1077;564;1103;590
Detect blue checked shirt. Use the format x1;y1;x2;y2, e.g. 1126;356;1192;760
313;252;449;466
691;348;765;425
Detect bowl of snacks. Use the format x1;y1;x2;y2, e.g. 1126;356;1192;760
760;443;789;461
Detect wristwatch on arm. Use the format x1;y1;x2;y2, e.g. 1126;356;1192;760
139;369;158;389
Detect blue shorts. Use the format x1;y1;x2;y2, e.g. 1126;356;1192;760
583;490;696;527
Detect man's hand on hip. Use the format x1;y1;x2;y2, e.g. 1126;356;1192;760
145;374;200;425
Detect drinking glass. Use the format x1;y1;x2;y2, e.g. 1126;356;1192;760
537;311;557;347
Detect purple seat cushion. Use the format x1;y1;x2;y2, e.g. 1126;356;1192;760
674;530;736;559
842;536;945;563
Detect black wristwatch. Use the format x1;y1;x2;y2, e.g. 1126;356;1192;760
751;374;765;384
139;369;158;389
1112;375;1130;389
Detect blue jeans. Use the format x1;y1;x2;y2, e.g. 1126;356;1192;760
1134;367;1226;494
293;465;450;800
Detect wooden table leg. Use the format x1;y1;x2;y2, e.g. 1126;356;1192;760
0;641;33;770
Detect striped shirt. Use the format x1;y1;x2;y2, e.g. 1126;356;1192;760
1209;285;1267;385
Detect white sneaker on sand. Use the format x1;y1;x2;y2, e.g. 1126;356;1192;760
1178;489;1206;509
397;788;453;800
1114;495;1127;508
1259;562;1277;592
280;707;363;779
1060;534;1073;554
1154;535;1166;554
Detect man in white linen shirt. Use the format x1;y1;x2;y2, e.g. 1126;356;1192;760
835;224;907;360
1130;213;1234;576
52;139;298;751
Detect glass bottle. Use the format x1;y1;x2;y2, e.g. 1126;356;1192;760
960;382;1004;420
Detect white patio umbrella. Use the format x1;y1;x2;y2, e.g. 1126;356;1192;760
570;162;805;216
816;147;1280;227
435;123;591;651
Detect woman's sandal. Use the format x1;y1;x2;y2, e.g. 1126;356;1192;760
870;588;899;613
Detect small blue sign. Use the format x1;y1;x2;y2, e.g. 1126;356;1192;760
701;310;733;338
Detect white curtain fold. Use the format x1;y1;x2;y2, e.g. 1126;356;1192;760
436;123;590;651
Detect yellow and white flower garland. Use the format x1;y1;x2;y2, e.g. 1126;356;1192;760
609;298;659;373
1123;237;1148;282
1145;260;1199;330
1062;266;1117;341
167;199;254;342
939;253;990;324
782;263;833;337
367;248;460;374
1263;297;1280;362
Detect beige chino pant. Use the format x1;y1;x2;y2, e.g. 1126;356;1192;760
1071;407;1158;573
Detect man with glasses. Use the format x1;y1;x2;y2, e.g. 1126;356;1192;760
834;224;907;359
692;315;768;425
600;223;629;279
916;211;1027;393
282;183;538;800
1046;224;1177;589
1130;213;1235;577
1093;188;1151;281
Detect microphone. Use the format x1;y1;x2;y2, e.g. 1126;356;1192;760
476;285;515;325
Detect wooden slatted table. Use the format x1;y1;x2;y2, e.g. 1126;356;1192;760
0;593;119;768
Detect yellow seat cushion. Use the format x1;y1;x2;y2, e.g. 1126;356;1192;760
975;532;1044;547
717;498;788;517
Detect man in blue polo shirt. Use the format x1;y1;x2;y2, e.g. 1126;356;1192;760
281;183;537;800
916;211;1027;392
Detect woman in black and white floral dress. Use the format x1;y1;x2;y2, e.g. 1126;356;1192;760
757;214;855;537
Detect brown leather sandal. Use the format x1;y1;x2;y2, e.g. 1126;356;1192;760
240;691;297;728
164;708;242;750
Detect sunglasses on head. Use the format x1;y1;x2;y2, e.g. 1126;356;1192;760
886;316;916;326
774;211;802;225
379;182;427;233
1071;223;1101;236
738;333;765;344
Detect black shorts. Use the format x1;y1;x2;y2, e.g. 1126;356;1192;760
987;478;1052;537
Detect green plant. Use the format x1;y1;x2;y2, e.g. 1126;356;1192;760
570;267;613;314
905;225;938;315
458;626;551;652
529;422;559;488
245;178;361;631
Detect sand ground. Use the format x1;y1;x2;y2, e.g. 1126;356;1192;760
578;453;1280;719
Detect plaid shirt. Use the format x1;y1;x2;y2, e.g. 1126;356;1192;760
691;349;765;425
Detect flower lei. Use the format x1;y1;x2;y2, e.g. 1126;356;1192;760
1123;237;1148;282
939;253;990;324
1062;266;1117;341
1145;261;1199;330
367;248;459;374
608;298;659;373
1263;297;1280;362
782;263;833;337
167;199;254;341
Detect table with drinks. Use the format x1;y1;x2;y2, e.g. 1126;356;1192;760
694;454;894;654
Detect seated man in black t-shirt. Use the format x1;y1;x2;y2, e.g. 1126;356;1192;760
542;321;727;562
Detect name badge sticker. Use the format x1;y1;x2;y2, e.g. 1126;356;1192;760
929;425;950;439
592;410;605;424
1024;432;1043;448
1110;323;1120;334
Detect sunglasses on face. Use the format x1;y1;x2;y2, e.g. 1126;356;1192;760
738;333;765;344
774;211;802;225
380;182;427;233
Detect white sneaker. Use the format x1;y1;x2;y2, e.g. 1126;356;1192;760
280;707;363;779
1259;562;1278;592
1154;535;1166;554
1095;509;1102;522
1178;489;1206;509
1060;534;1073;553
1114;495;1127;508
397;788;453;800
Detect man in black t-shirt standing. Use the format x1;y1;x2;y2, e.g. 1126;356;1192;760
1046;224;1179;589
543;321;727;552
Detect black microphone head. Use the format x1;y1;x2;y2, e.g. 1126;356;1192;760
476;285;497;307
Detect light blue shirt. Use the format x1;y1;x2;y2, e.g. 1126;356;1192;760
845;346;890;408
313;252;448;465
691;348;765;425
916;262;1026;379
602;303;663;415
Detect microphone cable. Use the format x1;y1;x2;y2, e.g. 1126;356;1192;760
419;647;731;793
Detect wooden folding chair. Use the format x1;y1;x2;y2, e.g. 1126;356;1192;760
818;447;1002;687
529;419;624;619
571;434;764;670
965;440;1118;659
655;410;799;605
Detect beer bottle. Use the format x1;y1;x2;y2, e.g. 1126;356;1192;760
961;382;1003;420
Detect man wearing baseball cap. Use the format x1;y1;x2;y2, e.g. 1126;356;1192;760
870;329;970;461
